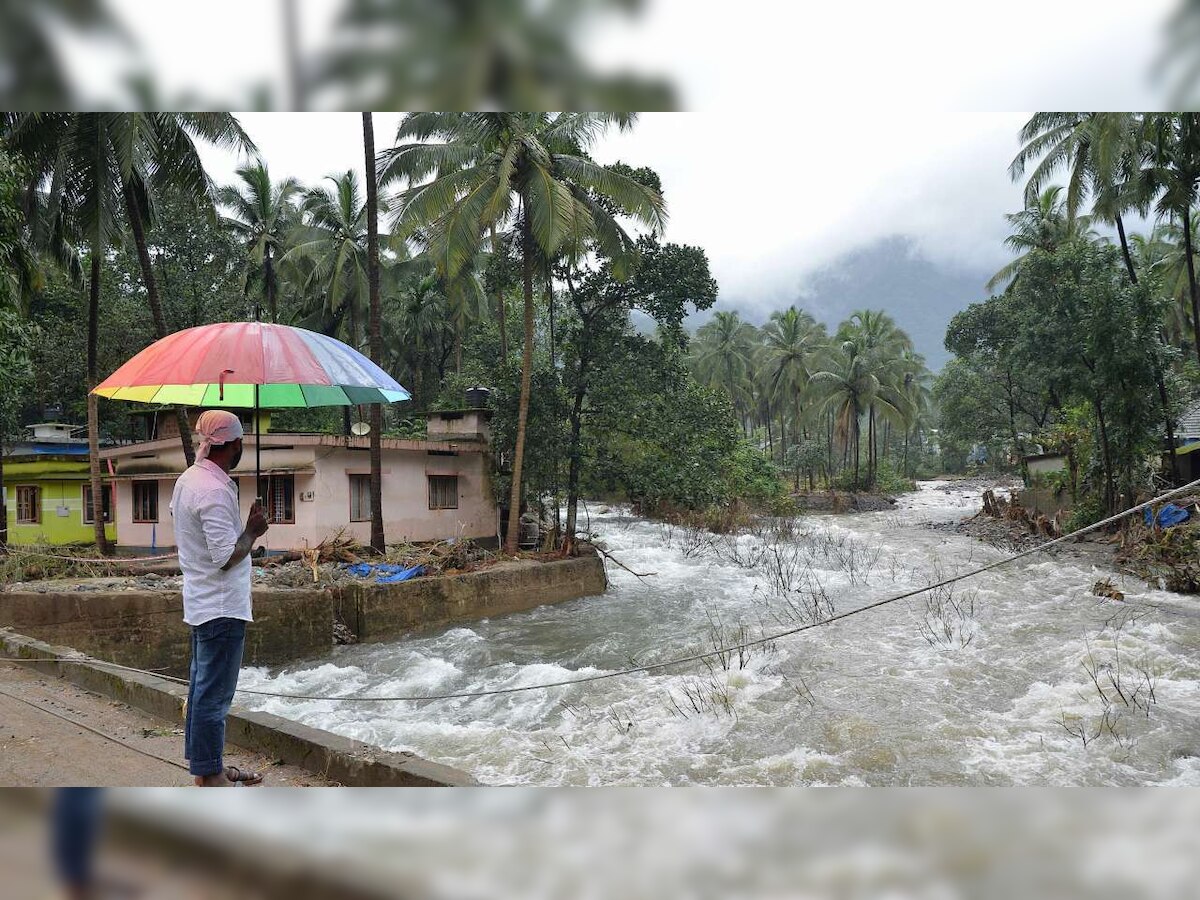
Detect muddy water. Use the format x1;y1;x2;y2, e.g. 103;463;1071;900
239;482;1200;785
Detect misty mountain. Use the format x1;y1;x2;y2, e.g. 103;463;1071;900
681;236;996;371
790;237;992;369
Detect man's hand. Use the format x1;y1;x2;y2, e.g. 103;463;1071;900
221;503;269;571
247;502;269;539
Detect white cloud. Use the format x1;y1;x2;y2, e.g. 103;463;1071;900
592;112;1030;310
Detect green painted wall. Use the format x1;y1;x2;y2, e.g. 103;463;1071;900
3;464;118;546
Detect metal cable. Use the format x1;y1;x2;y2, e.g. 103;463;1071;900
4;478;1199;704
0;685;191;773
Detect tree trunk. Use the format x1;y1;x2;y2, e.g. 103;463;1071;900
1093;396;1115;514
564;329;590;552
1158;367;1180;484
1116;213;1137;285
852;409;861;490
545;274;556;372
1183;204;1200;367
86;252;110;555
363;112;385;553
123;179;196;468
265;244;277;323
765;399;774;457
491;225;508;358
505;212;535;554
867;405;875;488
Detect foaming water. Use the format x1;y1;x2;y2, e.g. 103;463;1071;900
238;482;1200;785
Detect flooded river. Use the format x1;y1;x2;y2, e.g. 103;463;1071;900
239;482;1200;785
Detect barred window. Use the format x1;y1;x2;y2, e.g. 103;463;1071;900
82;484;113;524
428;475;458;510
257;475;295;524
349;474;372;522
16;486;40;524
133;481;158;523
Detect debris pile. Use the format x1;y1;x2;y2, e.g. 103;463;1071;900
3;530;514;593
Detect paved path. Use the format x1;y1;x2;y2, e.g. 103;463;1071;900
0;661;327;787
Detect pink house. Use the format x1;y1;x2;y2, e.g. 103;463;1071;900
100;410;499;554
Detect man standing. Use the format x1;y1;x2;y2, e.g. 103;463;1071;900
171;410;268;787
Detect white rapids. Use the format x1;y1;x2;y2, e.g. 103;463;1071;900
238;481;1200;785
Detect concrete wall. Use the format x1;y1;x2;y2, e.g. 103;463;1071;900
0;587;335;679
336;554;609;643
0;553;607;678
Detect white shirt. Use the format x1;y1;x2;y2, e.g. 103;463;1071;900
170;459;252;626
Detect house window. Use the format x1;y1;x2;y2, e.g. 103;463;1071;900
133;481;158;523
81;484;113;524
349;474;372;522
428;475;458;510
16;486;40;524
257;475;295;524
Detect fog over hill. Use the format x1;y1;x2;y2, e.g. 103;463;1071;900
687;236;996;371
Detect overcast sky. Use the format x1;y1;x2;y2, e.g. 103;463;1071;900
200;111;1031;314
162;0;1184;317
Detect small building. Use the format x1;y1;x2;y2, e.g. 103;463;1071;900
2;423;117;546
1165;400;1200;484
1023;451;1067;480
99;409;499;554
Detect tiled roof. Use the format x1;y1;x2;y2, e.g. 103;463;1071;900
1179;401;1200;439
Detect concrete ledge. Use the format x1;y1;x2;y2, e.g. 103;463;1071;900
0;629;476;787
336;551;609;644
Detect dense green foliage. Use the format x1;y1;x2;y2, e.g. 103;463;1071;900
941;112;1200;516
686;306;936;491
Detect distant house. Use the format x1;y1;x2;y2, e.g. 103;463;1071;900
99;408;499;554
2;423;117;546
1169;400;1200;483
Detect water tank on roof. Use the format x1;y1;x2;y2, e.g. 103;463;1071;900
465;386;490;408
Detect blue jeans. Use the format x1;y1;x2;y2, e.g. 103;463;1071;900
52;788;103;888
184;617;247;777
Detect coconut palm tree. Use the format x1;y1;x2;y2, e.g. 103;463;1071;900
1141;113;1200;365
691;311;759;430
286;170;378;351
810;333;913;491
838;310;912;485
1010;112;1148;284
987;185;1099;292
363;112;385;553
2;112;253;552
381;112;666;553
760;307;826;457
217;160;301;323
386;265;446;407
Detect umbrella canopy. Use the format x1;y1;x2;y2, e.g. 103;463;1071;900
92;322;410;407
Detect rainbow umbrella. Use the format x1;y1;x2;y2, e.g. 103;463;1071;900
92;321;410;493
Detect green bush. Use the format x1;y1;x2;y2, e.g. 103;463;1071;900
1063;494;1105;534
723;442;786;503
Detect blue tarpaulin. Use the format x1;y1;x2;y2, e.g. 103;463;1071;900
342;562;425;583
1143;503;1191;528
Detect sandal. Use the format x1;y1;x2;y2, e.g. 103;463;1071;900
225;765;263;786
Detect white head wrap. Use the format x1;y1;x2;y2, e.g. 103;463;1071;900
194;410;244;463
